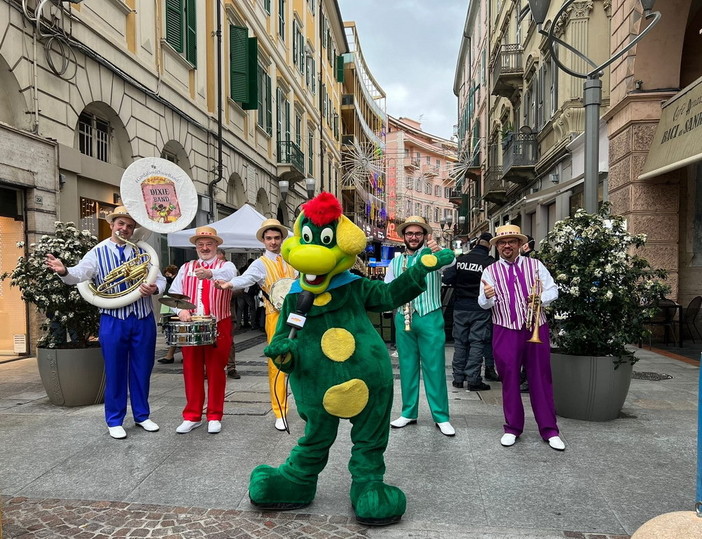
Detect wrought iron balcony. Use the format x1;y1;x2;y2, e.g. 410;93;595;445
447;189;462;206
483;166;506;204
277;140;304;182
501;132;538;183
491;44;524;98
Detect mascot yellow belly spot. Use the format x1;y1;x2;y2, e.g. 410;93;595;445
252;192;454;526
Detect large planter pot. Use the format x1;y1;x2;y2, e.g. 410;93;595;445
37;344;106;406
551;352;633;421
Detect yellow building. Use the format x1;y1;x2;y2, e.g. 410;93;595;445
0;0;347;356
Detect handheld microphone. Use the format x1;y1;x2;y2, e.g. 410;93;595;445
287;290;315;339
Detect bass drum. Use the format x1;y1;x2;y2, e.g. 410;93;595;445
77;240;160;309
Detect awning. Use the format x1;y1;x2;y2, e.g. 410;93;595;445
639;76;702;180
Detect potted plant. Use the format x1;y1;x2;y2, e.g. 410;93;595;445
537;203;669;421
1;221;104;406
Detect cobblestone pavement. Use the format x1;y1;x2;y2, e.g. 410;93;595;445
1;497;368;538
1;496;634;539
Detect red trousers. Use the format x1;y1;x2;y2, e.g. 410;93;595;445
181;317;232;421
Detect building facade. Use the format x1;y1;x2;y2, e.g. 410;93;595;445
0;0;347;356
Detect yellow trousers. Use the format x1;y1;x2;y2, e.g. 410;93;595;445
265;311;288;418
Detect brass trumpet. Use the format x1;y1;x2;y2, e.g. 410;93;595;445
526;274;542;344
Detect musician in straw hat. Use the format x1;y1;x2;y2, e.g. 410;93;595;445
167;226;237;434
45;206;166;440
478;224;565;451
215;218;297;431
384;215;456;437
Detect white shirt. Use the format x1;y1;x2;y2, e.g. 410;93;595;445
226;250;297;290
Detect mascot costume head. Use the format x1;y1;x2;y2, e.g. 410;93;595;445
251;192;454;526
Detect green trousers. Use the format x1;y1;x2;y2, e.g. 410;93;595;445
394;308;450;423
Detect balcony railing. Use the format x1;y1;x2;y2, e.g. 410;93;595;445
502;132;538;182
277;140;304;175
483;166;506;204
491;43;524;97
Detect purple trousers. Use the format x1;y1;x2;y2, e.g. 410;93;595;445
493;323;559;439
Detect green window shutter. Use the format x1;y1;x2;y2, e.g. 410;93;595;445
185;0;197;65
335;55;344;83
265;74;272;134
242;37;259;110
165;0;184;53
230;26;249;102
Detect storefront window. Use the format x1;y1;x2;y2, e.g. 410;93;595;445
80;197;116;240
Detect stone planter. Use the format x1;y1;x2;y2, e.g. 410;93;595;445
37;344;105;406
551;352;633;421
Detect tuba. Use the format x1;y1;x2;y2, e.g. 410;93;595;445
77;157;197;309
526;273;542;344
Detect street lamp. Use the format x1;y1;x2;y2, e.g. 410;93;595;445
527;0;661;213
440;216;454;247
279;180;289;201
304;177;316;200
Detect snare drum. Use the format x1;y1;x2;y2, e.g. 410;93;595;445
164;316;217;346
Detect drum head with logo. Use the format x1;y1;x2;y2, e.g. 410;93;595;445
120;157;198;234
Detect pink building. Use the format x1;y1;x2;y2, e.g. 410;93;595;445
385;117;458;246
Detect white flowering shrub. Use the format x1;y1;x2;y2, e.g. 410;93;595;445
538;203;669;364
1;222;99;348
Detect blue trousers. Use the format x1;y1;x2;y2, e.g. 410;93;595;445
99;313;157;427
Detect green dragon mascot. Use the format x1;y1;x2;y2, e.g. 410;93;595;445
251;192;454;526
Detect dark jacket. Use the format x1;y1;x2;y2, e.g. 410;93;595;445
442;244;495;310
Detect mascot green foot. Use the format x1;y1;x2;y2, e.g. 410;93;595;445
350;480;406;526
248;465;316;510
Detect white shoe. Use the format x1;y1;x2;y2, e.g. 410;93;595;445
500;433;517;447
207;420;222;434
390;416;417;428
176;420;202;434
436;422;456;437
135;419;159;432
108;426;127;439
274;417;286;431
548;436;565;451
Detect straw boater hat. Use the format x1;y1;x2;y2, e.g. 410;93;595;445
189;225;223;246
105;206;136;224
396;215;432;236
490;224;528;246
256;218;289;242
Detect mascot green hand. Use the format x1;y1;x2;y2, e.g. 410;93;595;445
248;192;446;527
263;339;297;373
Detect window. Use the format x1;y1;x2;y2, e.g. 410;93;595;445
263;0;270;13
229;25;258;108
257;65;272;134
165;0;197;66
415;202;421;215
434;207;440;223
425;205;430;219
295;112;302;148
305;51;316;94
276;87;290;143
306;0;314;14
293;21;305;74
278;0;285;38
307;127;314;175
434;185;440;196
425;155;431;164
78;112;110;162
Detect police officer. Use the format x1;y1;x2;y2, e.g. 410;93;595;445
442;232;498;391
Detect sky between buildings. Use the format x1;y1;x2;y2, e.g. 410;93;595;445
338;0;467;141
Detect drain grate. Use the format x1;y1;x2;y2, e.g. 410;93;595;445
632;371;673;381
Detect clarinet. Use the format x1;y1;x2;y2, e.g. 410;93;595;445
401;254;412;331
